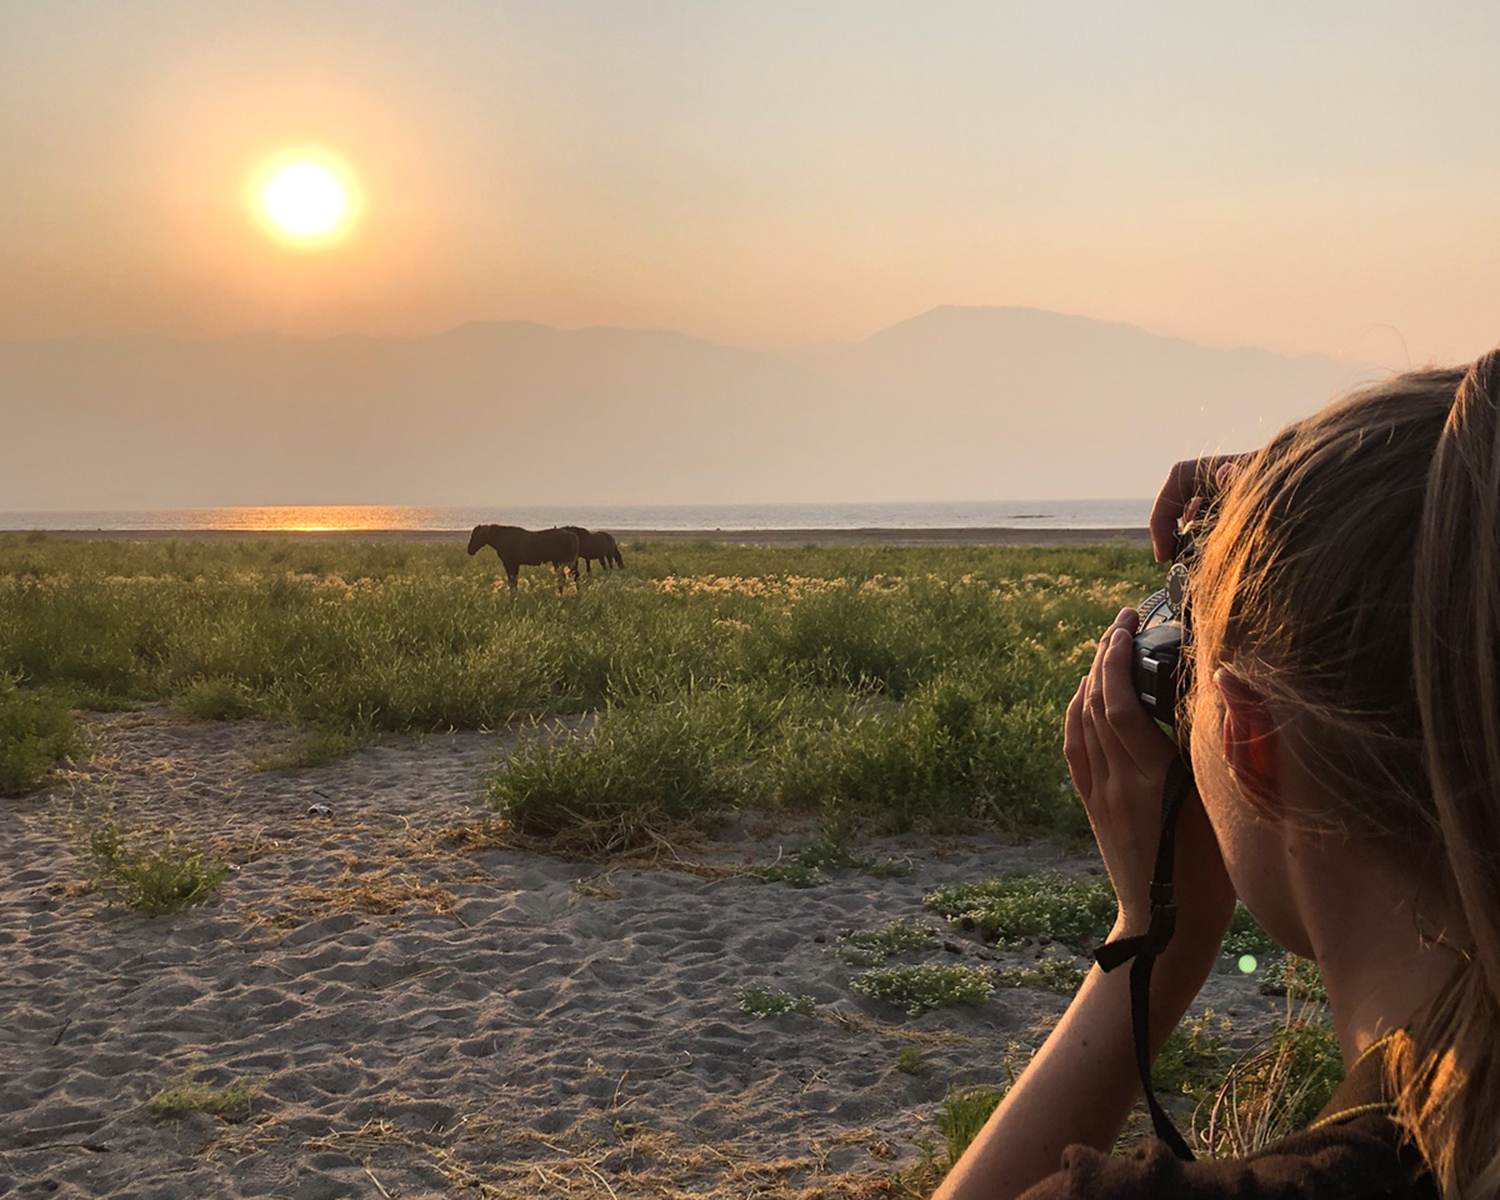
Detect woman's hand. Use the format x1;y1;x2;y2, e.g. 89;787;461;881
1149;454;1248;562
1064;607;1235;953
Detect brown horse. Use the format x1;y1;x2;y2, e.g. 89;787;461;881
467;524;580;592
561;526;625;574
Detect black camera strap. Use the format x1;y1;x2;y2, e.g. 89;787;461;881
1093;754;1196;1161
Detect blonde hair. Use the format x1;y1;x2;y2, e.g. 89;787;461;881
1189;354;1500;1198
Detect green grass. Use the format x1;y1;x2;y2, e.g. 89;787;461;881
935;1085;1008;1167
996;949;1089;993
147;1077;259;1119
737;987;817;1018
753;825;914;889
849;964;995;1017
1202;1014;1342;1156
1256;952;1328;1003
1154;1009;1233;1100
0;676;82;796
1222;903;1277;959
0;536;1160;838
77;809;229;914
257;725;369;771
834;918;939;967
924;870;1118;949
896;1046;926;1075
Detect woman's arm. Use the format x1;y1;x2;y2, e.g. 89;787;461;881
932;612;1235;1200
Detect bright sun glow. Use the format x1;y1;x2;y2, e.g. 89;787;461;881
250;152;360;246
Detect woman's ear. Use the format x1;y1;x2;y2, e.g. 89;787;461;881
1213;668;1282;814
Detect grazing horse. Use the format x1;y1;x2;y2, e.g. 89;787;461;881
466;524;580;592
561;526;625;574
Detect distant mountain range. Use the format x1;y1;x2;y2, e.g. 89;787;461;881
0;306;1370;510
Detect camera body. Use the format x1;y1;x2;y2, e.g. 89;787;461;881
1132;561;1190;727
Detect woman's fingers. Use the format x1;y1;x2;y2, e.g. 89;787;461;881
1063;677;1090;799
1099;624;1174;772
1149;453;1249;562
1149;459;1202;562
1078;688;1111;807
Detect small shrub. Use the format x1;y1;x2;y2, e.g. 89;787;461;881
738;987;816;1018
835;918;938;967
258;725;367;771
850;964;994;1017
754;826;913;888
1257;952;1328;1003
752;860;830;888
489;694;754;854
936;1085;1007;1166
776;824;913;877
1221;903;1277;958
177;676;260;721
148;1077;258;1119
997;949;1089;993
896;1046;925;1075
1154;1009;1232;1099
78;810;229;915
1203;1014;1342;1155
924;871;1116;949
0;678;81;796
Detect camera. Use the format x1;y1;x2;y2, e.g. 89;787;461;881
1131;525;1202;729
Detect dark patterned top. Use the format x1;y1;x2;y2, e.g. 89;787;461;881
1019;1034;1436;1200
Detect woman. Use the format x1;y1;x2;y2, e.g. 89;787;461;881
935;355;1500;1199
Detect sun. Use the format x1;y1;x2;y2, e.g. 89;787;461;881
249;151;361;246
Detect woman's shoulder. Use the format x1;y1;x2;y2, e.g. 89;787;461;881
1019;1115;1434;1200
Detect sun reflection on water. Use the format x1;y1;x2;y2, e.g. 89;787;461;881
191;506;437;532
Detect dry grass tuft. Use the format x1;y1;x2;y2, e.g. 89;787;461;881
292;861;456;917
300;1114;929;1199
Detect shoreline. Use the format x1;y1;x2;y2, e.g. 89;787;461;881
8;526;1151;548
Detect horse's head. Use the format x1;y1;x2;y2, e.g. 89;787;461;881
466;525;491;556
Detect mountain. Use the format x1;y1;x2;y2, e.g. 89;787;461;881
0;306;1367;510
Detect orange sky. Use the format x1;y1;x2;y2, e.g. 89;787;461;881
2;2;1499;367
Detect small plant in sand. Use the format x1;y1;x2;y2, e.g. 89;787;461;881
752;857;830;888
78;809;229;915
997;948;1089;993
147;1076;259;1120
755;823;914;888
895;1046;925;1075
850;964;995;1017
738;986;817;1018
1221;902;1277;959
257;725;367;771
177;675;260;722
1200;1010;1342;1156
0;675;82;796
924;871;1117;950
1153;1009;1233;1101
489;694;751;855
834;918;938;967
1256;952;1328;1003
935;1084;1009;1167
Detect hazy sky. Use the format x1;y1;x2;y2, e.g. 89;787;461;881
3;1;1498;365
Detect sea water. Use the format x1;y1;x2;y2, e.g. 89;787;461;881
0;500;1151;533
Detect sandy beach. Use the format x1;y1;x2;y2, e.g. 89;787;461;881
24;528;1152;549
0;708;1280;1199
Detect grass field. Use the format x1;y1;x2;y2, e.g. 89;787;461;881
0;534;1160;838
0;533;1340;1183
